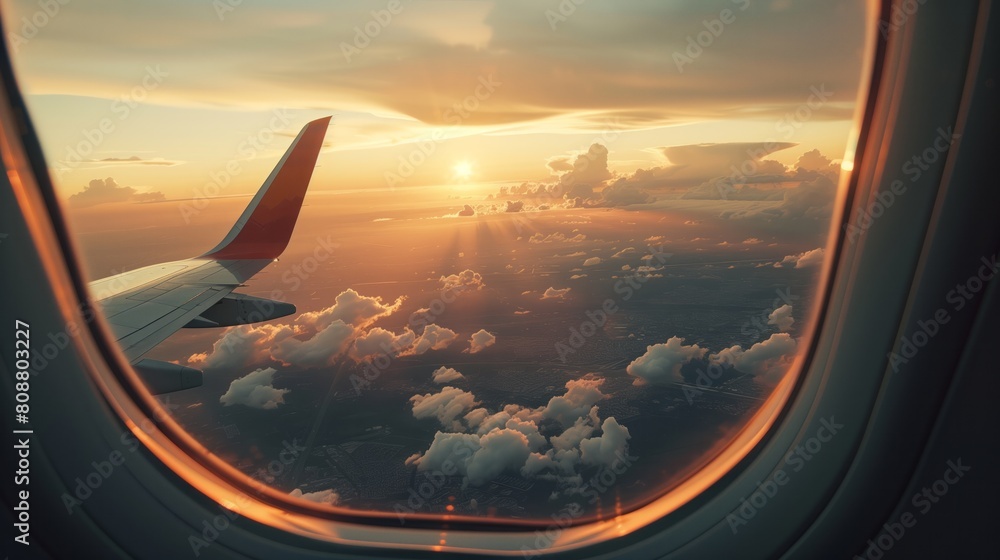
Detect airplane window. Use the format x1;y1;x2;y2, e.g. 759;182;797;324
4;0;869;529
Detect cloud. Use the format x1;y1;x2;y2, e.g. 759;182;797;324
67;177;165;208
768;304;794;331
541;287;571;300
458;204;475;216
439;269;485;292
579;417;631;468
432;366;465;384
796;148;841;177
505;200;525;212
612;247;636;258
410;386;481;431
582;257;602;267
776;247;825;268
350;327;416;361
712;333;797;382
464;429;534;486
596;183;653;206
529;232;587;244
297;289;404;329
626;336;708;386
467;329;496;354
553;143;612;188
188;324;293;370
272;319;355;367
288;488;339;505
219;367;288;410
82;156;180;167
191;289;408;370
538;377;607;429
402;324;459;356
769;175;837;220
406;378;629;490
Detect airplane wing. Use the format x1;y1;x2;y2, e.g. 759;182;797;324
88;116;331;394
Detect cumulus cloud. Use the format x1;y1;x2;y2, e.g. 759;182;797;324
410;386;480;431
219;367;288;410
712;333;797;382
272;319;355;367
402;324;459;356
612;247;636;258
188;324;293;370
67;177;165;208
538;378;607;429
769;175;837;220
541;287;571;300
288;488;339;505
432;366;465;384
582;256;602;267
796;148;841;177
297;289;404;329
579;417;631;467
552;143;612;188
406;378;629;491
505;200;525;212
350;327;416;361
190;289;411;371
458;204;475;216
776;247;825;268
626;337;708;386
768;304;794;332
439;269;485;292
466;329;496;354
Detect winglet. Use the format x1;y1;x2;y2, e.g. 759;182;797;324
201;116;331;260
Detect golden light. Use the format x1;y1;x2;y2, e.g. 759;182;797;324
453;160;473;180
840;159;855;171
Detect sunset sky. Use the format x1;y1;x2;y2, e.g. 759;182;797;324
3;0;867;203
2;0;876;521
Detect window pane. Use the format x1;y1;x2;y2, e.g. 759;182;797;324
6;0;867;524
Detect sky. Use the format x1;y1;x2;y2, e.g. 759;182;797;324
2;0;874;522
3;0;868;203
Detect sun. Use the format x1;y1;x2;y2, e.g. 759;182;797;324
453;160;473;180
